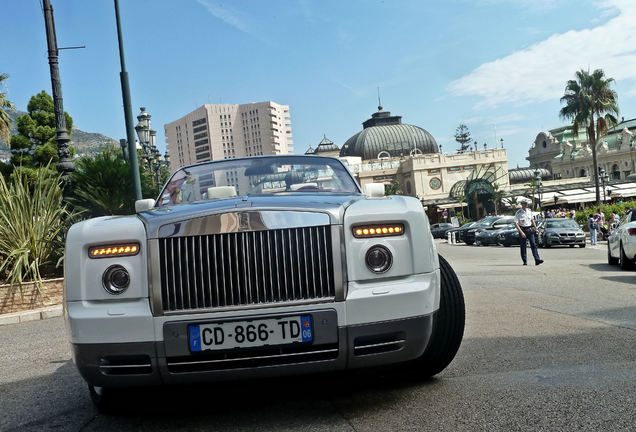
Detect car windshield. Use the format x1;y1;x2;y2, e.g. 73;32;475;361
546;219;579;229
157;156;359;207
476;216;501;227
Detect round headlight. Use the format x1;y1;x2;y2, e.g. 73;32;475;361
365;245;392;273
102;265;130;295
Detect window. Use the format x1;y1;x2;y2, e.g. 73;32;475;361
194;139;209;147
193;125;207;134
193;118;207;127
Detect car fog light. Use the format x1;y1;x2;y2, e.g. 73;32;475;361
365;245;392;273
102;265;130;295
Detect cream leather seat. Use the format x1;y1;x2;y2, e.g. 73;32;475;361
206;186;237;199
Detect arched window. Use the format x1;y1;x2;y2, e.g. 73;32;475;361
612;163;620;180
377;150;391;160
410;148;423;157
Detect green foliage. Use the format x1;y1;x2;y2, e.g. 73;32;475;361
0;166;74;293
68;146;160;217
384;181;403;195
574;201;636;228
0;73;16;143
454;123;472;153
9;91;73;167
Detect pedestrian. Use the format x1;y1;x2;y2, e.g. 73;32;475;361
588;213;599;245
514;200;544;266
609;211;620;233
570;209;576;218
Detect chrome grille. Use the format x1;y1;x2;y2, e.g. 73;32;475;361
158;226;335;312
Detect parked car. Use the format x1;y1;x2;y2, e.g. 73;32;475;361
451;221;477;243
465;216;515;245
475;222;516;246
608;208;636;269
537;218;586;248
497;227;521;247
64;155;466;412
430;222;454;239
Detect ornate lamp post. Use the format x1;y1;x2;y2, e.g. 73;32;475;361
134;107;167;187
500;138;504;148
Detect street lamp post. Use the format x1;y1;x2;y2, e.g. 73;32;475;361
500;138;504;148
534;169;542;213
599;168;609;204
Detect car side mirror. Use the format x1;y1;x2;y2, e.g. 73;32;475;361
135;199;155;213
364;183;385;198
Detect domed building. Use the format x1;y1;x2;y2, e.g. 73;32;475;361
305;135;340;157
339;106;509;222
340;107;439;160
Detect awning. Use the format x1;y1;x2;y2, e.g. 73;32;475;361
435;202;468;209
613;188;636;198
556;193;597;204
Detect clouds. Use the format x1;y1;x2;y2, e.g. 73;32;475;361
194;0;270;44
448;0;636;108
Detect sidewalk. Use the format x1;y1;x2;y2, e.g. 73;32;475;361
0;305;63;326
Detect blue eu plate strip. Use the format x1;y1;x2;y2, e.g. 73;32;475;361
189;325;201;352
301;315;312;342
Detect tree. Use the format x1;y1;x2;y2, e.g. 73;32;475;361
454;123;472;153
0;73;16;143
560;69;619;206
68;146;159;217
491;183;505;214
9;91;73;171
384;181;403;195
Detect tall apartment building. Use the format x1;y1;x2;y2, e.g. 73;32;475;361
164;101;293;171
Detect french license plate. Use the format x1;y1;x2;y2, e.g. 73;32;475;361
188;315;313;352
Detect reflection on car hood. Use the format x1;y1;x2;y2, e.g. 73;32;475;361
497;228;520;236
545;227;583;234
137;193;363;237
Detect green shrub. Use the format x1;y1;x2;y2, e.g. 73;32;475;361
0;166;74;293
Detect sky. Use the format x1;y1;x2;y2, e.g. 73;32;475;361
3;0;636;168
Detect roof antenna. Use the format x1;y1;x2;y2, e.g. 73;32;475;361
377;86;382;111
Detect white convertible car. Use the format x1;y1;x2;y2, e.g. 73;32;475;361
64;155;465;411
607;208;636;269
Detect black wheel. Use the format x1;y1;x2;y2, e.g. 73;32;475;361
503;243;510;247
405;255;465;378
569;244;575;248
620;243;633;270
579;243;586;248
465;241;474;246
608;243;619;265
88;384;123;414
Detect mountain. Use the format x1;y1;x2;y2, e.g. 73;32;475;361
0;109;119;156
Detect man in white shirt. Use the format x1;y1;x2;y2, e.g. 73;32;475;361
514;200;544;266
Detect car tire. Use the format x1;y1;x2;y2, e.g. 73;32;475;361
608;243;619;265
503;243;510;247
88;384;123;414
569;245;575;248
405;255;465;378
579;243;586;248
465;241;474;246
620;243;634;270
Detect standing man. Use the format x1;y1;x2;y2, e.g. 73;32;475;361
514;200;544;266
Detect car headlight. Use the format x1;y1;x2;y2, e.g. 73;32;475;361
365;245;392;273
102;265;130;295
353;224;404;238
89;243;140;258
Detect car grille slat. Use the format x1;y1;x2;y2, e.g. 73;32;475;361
159;226;335;312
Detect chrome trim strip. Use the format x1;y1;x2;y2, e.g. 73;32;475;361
161;297;336;315
99;364;152;369
331;225;346;301
354;340;406;350
147;239;163;316
158;211;330;238
167;348;339;366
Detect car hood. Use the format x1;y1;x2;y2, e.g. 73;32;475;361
137;193;364;238
545;227;583;234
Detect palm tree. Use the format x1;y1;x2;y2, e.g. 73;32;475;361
0;73;16;143
560;69;619;206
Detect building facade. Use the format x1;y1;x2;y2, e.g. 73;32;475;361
528;118;636;181
164;102;293;170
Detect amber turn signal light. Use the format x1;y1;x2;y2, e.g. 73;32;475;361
89;243;140;259
352;224;404;238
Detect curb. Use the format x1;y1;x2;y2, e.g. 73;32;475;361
0;305;63;326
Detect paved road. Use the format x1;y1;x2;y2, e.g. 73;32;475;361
1;241;635;431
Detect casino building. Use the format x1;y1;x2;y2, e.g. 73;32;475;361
306;106;510;220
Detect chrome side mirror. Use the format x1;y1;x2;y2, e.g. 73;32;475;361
135;199;155;213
